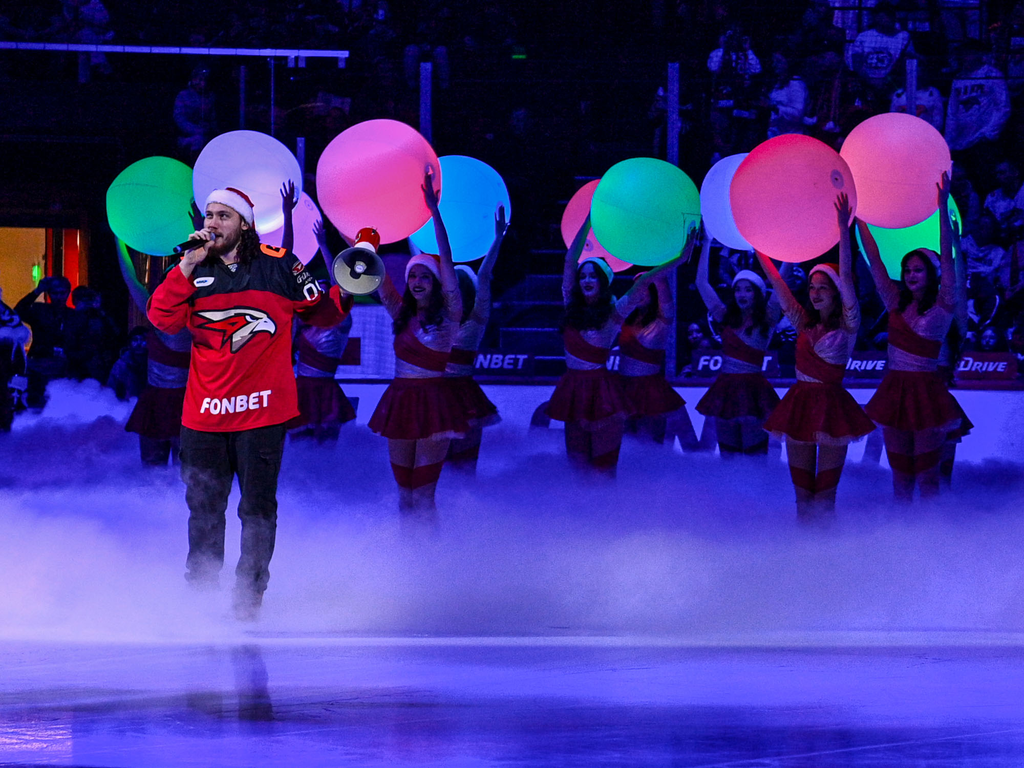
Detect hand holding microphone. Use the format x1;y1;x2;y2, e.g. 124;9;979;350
175;230;218;277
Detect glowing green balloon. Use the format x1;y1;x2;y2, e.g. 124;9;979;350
856;198;961;278
106;156;195;256
590;158;701;267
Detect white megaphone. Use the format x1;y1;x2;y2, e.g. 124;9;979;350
332;227;385;295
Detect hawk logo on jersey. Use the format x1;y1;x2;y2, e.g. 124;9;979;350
195;307;277;353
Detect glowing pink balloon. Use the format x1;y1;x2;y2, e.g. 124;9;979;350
730;134;857;263
262;192;323;265
840;112;951;229
316;119;441;244
561;180;631;273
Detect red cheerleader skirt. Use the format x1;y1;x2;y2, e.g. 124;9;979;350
369;376;469;440
696;373;780;421
546;368;632;426
446;375;500;427
763;381;875;445
288;376;357;430
864;370;962;433
946;391;974;441
621;373;685;417
125;386;185;440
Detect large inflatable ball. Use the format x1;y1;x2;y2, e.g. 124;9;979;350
261;192;323;265
731;134;857;262
409;155;511;262
192;130;302;234
856;198;961;279
316;119;441;244
590;158;701;267
841;112;951;230
107;156;195;257
700;153;752;251
561;180;631;273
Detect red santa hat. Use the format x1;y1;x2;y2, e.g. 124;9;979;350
205;187;255;225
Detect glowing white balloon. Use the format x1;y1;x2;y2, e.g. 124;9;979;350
700;153;751;251
193;130;302;234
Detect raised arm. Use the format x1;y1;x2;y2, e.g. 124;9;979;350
422;170;457;294
115;238;151;312
856;219;900;311
937;171;956;310
950;205;968;334
695;229;727;322
619;225;697;319
280;180;297;254
755;250;805;329
836;193;857;309
473;204;507;323
563;214;591;306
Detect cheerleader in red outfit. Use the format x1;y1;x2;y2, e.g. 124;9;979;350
620;238;698;446
445;205;507;473
116;238;191;467
860;173;962;502
368;173;467;519
695;235;782;456
756;194;875;521
546;217;686;474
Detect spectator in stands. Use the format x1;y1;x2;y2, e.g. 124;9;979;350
983;160;1024;238
708;26;762;160
846;3;913;107
174;66;216;162
967;275;1007;344
950;162;983;234
106;326;149;401
945;43;1010;180
890;66;946;131
65;285;120;383
829;0;876;42
766;51;810;138
0;289;29;431
963;212;1011;292
14;276;72;410
404;0;452;90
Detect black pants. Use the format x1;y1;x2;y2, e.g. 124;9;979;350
179;424;286;597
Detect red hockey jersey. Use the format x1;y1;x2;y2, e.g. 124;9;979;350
148;244;346;432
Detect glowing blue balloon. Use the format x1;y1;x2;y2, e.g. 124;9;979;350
700;153;752;251
409;155;510;263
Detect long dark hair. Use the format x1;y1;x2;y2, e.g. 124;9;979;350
201;227;261;268
722;281;769;338
392;275;445;336
456;269;477;324
564;263;615;331
897;249;940;314
804;269;842;331
625;283;659;328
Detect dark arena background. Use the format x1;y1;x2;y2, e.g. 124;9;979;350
5;1;1024;766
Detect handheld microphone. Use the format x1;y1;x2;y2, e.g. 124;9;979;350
172;233;217;254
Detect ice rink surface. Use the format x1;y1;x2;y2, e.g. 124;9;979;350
2;381;1024;766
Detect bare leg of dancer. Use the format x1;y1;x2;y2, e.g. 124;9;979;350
813;444;849;519
785;440;817;521
882;427;915;504
590;418;625;477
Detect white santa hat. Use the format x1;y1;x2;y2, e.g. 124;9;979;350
732;269;766;293
808;262;855;308
454;264;478;290
205;187;255;225
405;253;442;282
578;256;614;284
